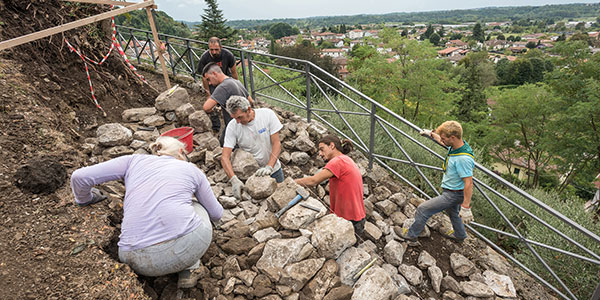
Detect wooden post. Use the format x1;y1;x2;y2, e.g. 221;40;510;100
145;1;171;88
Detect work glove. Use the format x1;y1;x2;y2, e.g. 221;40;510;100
419;129;432;137
229;175;243;200
254;165;273;177
459;206;474;224
78;188;107;207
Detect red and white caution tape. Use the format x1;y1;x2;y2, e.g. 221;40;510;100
64;5;149;113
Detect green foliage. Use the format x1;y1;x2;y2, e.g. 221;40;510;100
115;10;192;38
471;23;485;43
428;32;441;46
454;51;495;123
268;22;299;39
194;0;235;43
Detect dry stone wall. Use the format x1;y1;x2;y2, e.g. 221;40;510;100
84;86;556;300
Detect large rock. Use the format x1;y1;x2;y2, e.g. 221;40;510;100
417;251;436;269
143;115;166;127
460;281;495;298
323;285;353;300
279;197;327;230
375;200;398;217
253;227;281;243
383;240;405;267
303;259;339;299
97;123;133;146
256;236;310;282
269;177;301;209
442;275;461;293
193;132;220;151
428;266;443;293
310;214;356;259
133;128;160;142
364;221;382;241
188;110;212;133
231;149;260;180
482;270;517;298
175;103;195;122
450;253;477;277
291;151;310;165
351;267;398;300
293;131;315;152
337;247;372;286
245;175;278;199
398;264;423;286
155;86;189;111
389;192;409;207
122;107;157;122
221;237;257;255
280;258;325;292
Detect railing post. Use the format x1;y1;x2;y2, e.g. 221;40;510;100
187;40;195;78
368;102;376;170
247;53;255;100
240;50;248;90
147;32;157;69
305;62;311;123
129;28;141;64
165;37;176;76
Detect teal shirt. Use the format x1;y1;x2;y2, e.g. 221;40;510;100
441;141;475;190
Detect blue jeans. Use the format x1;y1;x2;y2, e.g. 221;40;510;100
407;189;467;240
271;167;284;183
118;202;213;277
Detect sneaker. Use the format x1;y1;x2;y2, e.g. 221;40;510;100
395;227;420;247
177;269;200;289
441;229;466;243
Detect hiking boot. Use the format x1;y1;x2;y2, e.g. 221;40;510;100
441;229;466;243
177;269;200;289
395;227;420;247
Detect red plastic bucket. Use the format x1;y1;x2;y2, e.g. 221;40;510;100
161;127;194;153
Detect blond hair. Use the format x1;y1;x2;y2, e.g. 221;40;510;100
436;121;463;139
149;136;187;160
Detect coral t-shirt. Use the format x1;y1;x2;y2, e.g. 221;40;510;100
324;154;366;221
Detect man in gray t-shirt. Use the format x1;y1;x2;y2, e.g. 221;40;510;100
202;62;253;146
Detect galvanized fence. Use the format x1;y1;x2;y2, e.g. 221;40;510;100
115;26;600;300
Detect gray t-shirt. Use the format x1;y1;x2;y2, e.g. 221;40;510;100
224;108;283;171
211;78;249;125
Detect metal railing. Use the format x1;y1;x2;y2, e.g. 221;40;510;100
115;26;600;300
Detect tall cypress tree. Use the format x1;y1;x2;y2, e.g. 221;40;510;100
472;23;485;43
194;0;235;43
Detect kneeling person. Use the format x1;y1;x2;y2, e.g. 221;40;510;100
221;96;284;199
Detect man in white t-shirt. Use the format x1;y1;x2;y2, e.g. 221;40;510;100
221;96;284;199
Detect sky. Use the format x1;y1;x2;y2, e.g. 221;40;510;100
154;0;600;22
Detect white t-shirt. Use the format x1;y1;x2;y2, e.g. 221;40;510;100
224;108;283;171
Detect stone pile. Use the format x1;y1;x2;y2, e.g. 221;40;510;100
85;86;550;300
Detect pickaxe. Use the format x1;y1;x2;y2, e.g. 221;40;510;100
275;187;310;218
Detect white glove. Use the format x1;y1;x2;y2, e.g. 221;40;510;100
254;165;274;177
419;129;432;137
229;175;243;200
459;206;474;224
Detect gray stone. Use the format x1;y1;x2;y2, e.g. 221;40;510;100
193;132;220;151
122;107;157;122
189;110;212;133
280;258;325;292
102;145;134;158
450;253;477;277
383;240;405;267
323;285;353;300
352;267;398;300
442;275;461;293
97;123;133;146
417;251;436;269
337;247;372;286
382;264;398;277
280;151;291;164
310;214;356;259
460;281;495;298
175;103;195;122
398;264;423;286
133;128;160;142
291;151;310;165
374;186;392;202
293;132;315;152
375;200;398;216
256;236;310;282
232;149;260;180
239;201;259;218
155;86;189;111
428;266;443;293
482;270;517;298
245;175;278;199
403;204;417;219
219;195;238;209
441;291;464;300
269;177;302;210
392;274;411;294
129;139;147;149
303;259;339;300
143;115;166;127
236;270;257;287
253;227;281;243
390;211;408;226
390;192;409;208
164;111;176;121
364;221;383;241
279;197;326;230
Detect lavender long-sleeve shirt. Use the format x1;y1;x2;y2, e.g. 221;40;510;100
70;154;223;251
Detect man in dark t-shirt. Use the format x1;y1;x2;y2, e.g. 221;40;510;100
196;37;239;132
202;63;253;146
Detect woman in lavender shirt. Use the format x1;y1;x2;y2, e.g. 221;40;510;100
70;136;223;288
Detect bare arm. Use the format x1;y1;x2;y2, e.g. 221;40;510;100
203;98;218;113
247;95;254;107
221;147;235;179
231;65;239;80
430;131;443;145
462;176;473;208
267;132;281;168
202;77;210;97
295;169;334;187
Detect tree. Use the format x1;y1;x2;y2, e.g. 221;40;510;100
472;23;485;42
269;22;299;39
575;22;586;31
556;33;566;42
429;32;441;46
497;34;506;40
437;26;445;38
421;24;434;40
454;51;496;123
194;0;234;42
401;29;408;37
526;41;537;49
